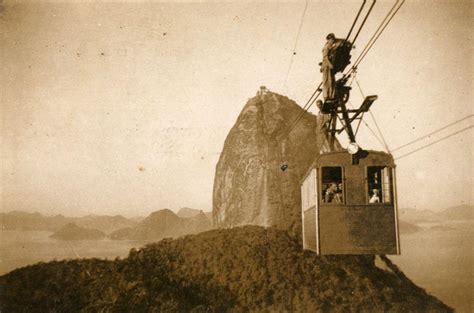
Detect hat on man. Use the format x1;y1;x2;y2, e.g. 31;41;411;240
326;33;336;40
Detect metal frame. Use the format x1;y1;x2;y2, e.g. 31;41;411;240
301;180;306;250
314;168;321;255
392;167;401;255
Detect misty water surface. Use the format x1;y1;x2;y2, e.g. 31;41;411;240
0;230;141;276
391;220;473;313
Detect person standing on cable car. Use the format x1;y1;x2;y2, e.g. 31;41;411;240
321;33;336;100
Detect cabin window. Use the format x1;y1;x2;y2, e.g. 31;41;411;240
321;167;344;204
367;166;392;204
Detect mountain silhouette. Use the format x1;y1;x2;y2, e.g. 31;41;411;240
0;211;137;234
110;209;213;241
399;205;473;223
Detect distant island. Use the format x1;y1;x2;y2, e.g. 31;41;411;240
50;223;106;240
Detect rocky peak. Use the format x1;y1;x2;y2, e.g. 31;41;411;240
213;89;342;234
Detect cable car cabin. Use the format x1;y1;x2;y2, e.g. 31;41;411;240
300;150;400;255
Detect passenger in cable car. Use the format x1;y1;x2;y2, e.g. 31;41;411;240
323;183;336;203
369;189;380;203
323;182;343;203
336;183;344;202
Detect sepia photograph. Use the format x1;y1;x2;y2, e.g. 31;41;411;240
1;0;472;312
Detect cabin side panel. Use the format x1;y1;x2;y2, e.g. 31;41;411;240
319;205;398;254
344;165;366;205
301;168;318;252
303;207;317;252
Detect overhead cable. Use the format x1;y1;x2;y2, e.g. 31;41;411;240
348;0;405;74
347;100;387;149
391;114;474;152
394;125;473;160
344;0;367;43
287;0;399;136
283;0;310;90
351;0;376;45
287;83;322;133
287;0;375;134
355;77;390;152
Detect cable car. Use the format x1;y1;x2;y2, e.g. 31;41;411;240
299;59;401;255
300;150;400;255
281;0;404;255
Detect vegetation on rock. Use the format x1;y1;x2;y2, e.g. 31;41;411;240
1;226;452;312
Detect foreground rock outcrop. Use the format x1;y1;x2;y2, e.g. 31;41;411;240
0;226;452;312
213;88;341;233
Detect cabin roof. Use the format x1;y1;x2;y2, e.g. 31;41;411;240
300;150;395;184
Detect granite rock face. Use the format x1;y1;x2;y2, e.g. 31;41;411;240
213;88;342;234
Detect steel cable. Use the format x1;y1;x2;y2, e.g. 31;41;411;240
351;0;376;45
355;77;390;152
394;125;473;160
283;0;310;90
348;0;404;75
391;115;474;152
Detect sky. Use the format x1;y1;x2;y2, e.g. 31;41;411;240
1;0;472;217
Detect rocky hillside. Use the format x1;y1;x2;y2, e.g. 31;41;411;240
49;223;106;240
110;209;213;241
213;89;342;234
0;226;451;312
177;207;213;221
177;207;202;218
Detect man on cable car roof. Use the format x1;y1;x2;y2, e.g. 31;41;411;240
316;99;330;129
320;33;352;101
321;33;337;101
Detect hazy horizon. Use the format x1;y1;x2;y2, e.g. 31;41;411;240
2;1;473;217
2;199;472;219
2;206;212;218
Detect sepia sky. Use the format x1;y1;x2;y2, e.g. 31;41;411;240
1;1;472;217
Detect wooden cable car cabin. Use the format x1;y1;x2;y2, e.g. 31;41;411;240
301;150;400;255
